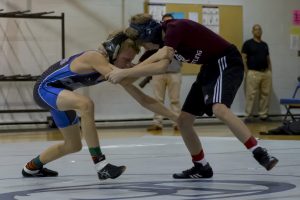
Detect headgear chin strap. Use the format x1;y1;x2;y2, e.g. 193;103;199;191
102;32;128;63
130;19;162;45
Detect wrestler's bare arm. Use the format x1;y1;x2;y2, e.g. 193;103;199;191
119;81;178;122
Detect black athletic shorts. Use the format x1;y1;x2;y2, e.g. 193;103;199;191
182;45;244;116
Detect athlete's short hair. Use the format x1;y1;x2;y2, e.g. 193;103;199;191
125;13;163;45
125;13;153;41
107;31;140;54
162;13;174;20
99;31;140;63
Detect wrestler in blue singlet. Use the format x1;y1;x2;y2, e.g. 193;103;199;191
33;51;105;128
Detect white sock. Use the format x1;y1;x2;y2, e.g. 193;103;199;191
194;158;208;166
95;159;108;172
249;145;260;152
23;166;39;174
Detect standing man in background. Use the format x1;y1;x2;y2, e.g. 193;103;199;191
242;24;272;122
147;13;182;131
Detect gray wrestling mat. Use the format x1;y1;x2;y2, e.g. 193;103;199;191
0;136;299;200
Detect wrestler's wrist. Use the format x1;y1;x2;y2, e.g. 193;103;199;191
123;68;131;78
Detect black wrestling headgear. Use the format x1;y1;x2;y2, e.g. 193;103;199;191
130;19;163;45
102;32;128;63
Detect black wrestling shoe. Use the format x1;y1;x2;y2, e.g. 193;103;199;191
97;163;126;180
253;147;279;171
173;162;213;179
22;167;58;177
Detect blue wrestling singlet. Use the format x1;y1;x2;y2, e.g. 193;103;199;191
33;51;106;128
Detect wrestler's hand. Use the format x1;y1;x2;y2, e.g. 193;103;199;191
105;66;128;84
156;46;174;61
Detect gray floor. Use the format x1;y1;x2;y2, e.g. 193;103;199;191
0;136;299;200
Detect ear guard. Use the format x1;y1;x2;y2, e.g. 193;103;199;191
130;19;162;45
102;32;128;63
